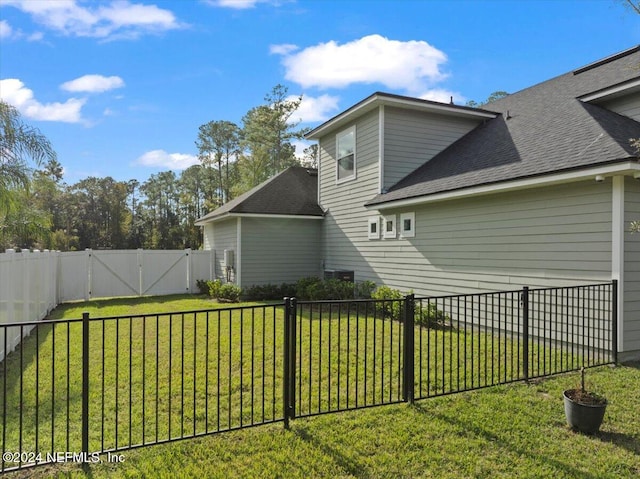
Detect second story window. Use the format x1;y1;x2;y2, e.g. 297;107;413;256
336;126;356;182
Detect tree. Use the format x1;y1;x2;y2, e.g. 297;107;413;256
0;101;57;249
623;0;640;14
466;91;509;108
301;144;318;169
68;177;130;249
195;120;241;206
238;84;308;189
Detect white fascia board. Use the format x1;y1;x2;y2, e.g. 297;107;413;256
196;212;324;225
233;213;324;220
366;162;640;211
579;78;640;103
305;93;497;140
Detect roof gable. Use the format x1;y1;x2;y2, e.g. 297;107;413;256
367;46;640;207
305;92;497;140
196;166;323;224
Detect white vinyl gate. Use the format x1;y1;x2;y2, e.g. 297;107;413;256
0;248;214;361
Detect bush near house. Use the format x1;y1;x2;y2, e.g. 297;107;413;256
371;285;405;319
241;283;297;301
241;277;376;302
196;279;210;295
197;278;447;325
371;285;449;328
197;279;242;302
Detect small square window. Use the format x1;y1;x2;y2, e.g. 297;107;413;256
383;215;396;239
400;212;415;238
368;217;380;239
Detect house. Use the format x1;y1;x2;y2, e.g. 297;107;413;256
195;166;324;286
197;46;640;360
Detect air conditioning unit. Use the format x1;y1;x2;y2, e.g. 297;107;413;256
323;270;354;282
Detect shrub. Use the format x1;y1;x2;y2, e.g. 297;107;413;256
242;282;296;301
294;276;358;301
416;301;449;329
195;279;241;303
295;277;322;300
355;280;376;299
371;285;405;319
207;279;222;299
217;283;241;302
196;279;210;295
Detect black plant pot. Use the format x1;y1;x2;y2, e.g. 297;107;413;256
563;389;607;434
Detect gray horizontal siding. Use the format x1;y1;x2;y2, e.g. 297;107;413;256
240;217;322;286
209;218;237;281
352;180;613;295
601;93;640;122
319;109;381;283
383;106;480;189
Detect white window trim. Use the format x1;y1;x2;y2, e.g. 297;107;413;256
368;216;380;240
336;125;356;184
383;215;396;239
400;212;415;238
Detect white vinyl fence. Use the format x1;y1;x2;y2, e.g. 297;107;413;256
0;249;214;361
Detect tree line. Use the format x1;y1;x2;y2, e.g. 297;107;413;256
0;85;317;252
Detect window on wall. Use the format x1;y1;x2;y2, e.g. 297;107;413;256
383;215;396;239
400;212;415;238
336;126;355;182
368;217;380;239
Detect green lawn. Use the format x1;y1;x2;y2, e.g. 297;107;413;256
1;295;638;478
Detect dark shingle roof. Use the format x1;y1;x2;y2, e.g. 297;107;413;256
195;166;323;224
367;46;640;206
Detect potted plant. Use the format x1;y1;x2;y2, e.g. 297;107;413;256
563;367;607;434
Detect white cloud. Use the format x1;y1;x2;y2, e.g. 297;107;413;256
269;43;298;55
418;89;466;105
27;31;44;41
61;74;125;93
209;0;259;8
276;34;448;94
2;0;184;39
205;0;277;9
290;94;340;124
135;150;199;170
0;20;13;38
291;139;312;161
0;78;86;123
0;18;44;41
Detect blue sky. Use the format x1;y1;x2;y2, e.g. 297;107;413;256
1;0;639;184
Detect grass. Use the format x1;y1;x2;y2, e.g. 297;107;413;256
1;295;638;478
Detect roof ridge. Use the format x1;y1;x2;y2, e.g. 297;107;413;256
573;45;640;75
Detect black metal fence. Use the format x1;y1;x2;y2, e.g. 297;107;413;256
0;282;616;473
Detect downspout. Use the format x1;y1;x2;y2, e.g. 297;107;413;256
236;217;242;287
378;105;385;194
611;175;624;355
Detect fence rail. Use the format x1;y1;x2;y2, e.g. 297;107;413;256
0;282;616;473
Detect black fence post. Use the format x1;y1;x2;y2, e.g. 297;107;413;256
283;298;297;429
283;298;291;429
403;294;415;404
81;312;90;470
289;298;297;419
521;287;529;382
612;280;618;364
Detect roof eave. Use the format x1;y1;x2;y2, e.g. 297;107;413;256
365;160;640;210
578;77;640;103
195;211;324;226
305;92;498;140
